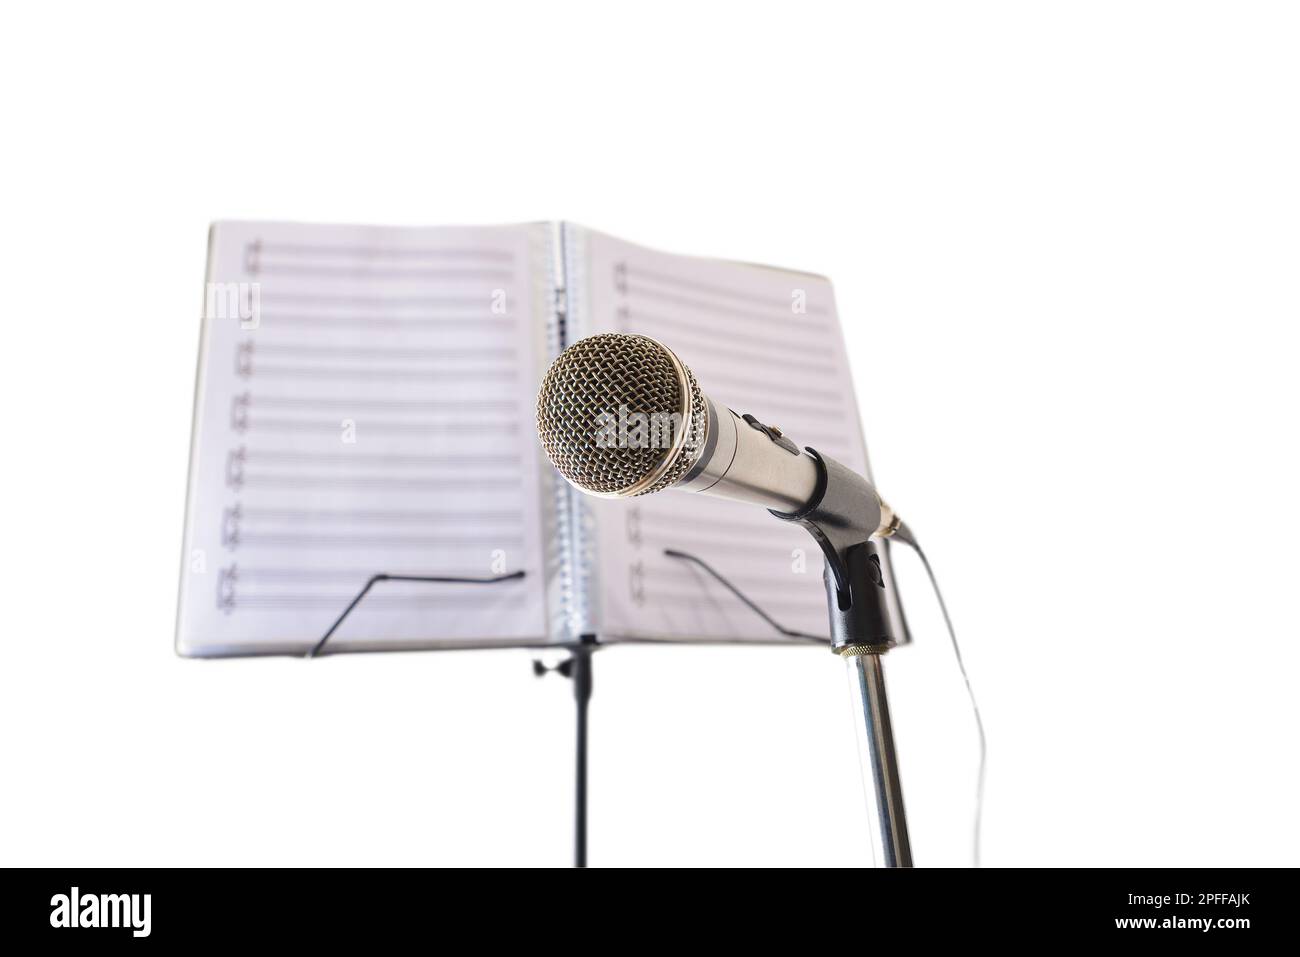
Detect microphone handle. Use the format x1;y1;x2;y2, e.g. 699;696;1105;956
676;398;820;510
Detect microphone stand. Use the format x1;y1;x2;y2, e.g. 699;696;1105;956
773;450;913;867
830;552;912;867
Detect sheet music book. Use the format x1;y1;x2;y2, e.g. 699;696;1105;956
177;221;899;656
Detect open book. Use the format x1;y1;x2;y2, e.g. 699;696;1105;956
177;221;901;656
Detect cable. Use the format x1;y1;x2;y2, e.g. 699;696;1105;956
663;548;829;644
892;521;987;868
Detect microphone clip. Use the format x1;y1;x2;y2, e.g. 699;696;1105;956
769;448;908;654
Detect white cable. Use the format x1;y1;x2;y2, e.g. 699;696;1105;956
895;526;986;867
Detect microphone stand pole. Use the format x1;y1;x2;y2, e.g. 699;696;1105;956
829;558;912;868
773;450;913;867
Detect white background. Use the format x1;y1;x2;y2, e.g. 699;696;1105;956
1;2;1296;867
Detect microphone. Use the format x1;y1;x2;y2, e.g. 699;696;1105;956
537;332;922;867
535;332;899;538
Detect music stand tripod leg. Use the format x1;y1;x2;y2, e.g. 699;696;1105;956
571;635;595;868
535;633;597;868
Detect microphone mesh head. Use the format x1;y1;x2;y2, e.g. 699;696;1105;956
536;333;706;497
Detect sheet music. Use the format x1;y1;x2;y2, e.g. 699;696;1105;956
574;229;872;642
177;222;552;655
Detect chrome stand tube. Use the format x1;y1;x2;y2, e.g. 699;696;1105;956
844;650;912;867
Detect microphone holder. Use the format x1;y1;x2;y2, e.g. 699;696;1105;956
772;448;914;867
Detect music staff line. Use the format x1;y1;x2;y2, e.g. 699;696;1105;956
227;473;523;491
248;264;516;282
630;524;812;556
223;593;531;611
647;560;830;593
240;394;517;414
626;574;823;614
626;506;806;539
646;587;824;614
258;292;509;309
237;364;521;384
623;531;815;561
248;342;518;362
610;327;851;419
618;272;833;329
247;241;516;264
227;596;531;609
619;305;840;367
697;387;852;430
661;359;844;406
230;418;523;436
241;313;519;329
221;565;524;583
625;282;833;330
220;503;528;548
230;447;522;469
225;532;526;549
244;240;518;282
233;507;525;526
618;262;831;316
224;449;527;490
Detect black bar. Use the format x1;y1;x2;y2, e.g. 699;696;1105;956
572;635;596;868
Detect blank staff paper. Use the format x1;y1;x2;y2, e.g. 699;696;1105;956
177;222;549;656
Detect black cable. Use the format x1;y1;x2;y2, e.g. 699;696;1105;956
307;571;526;658
892;521;987;867
663;548;829;644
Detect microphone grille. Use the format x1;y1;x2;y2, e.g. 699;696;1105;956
536;333;706;497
